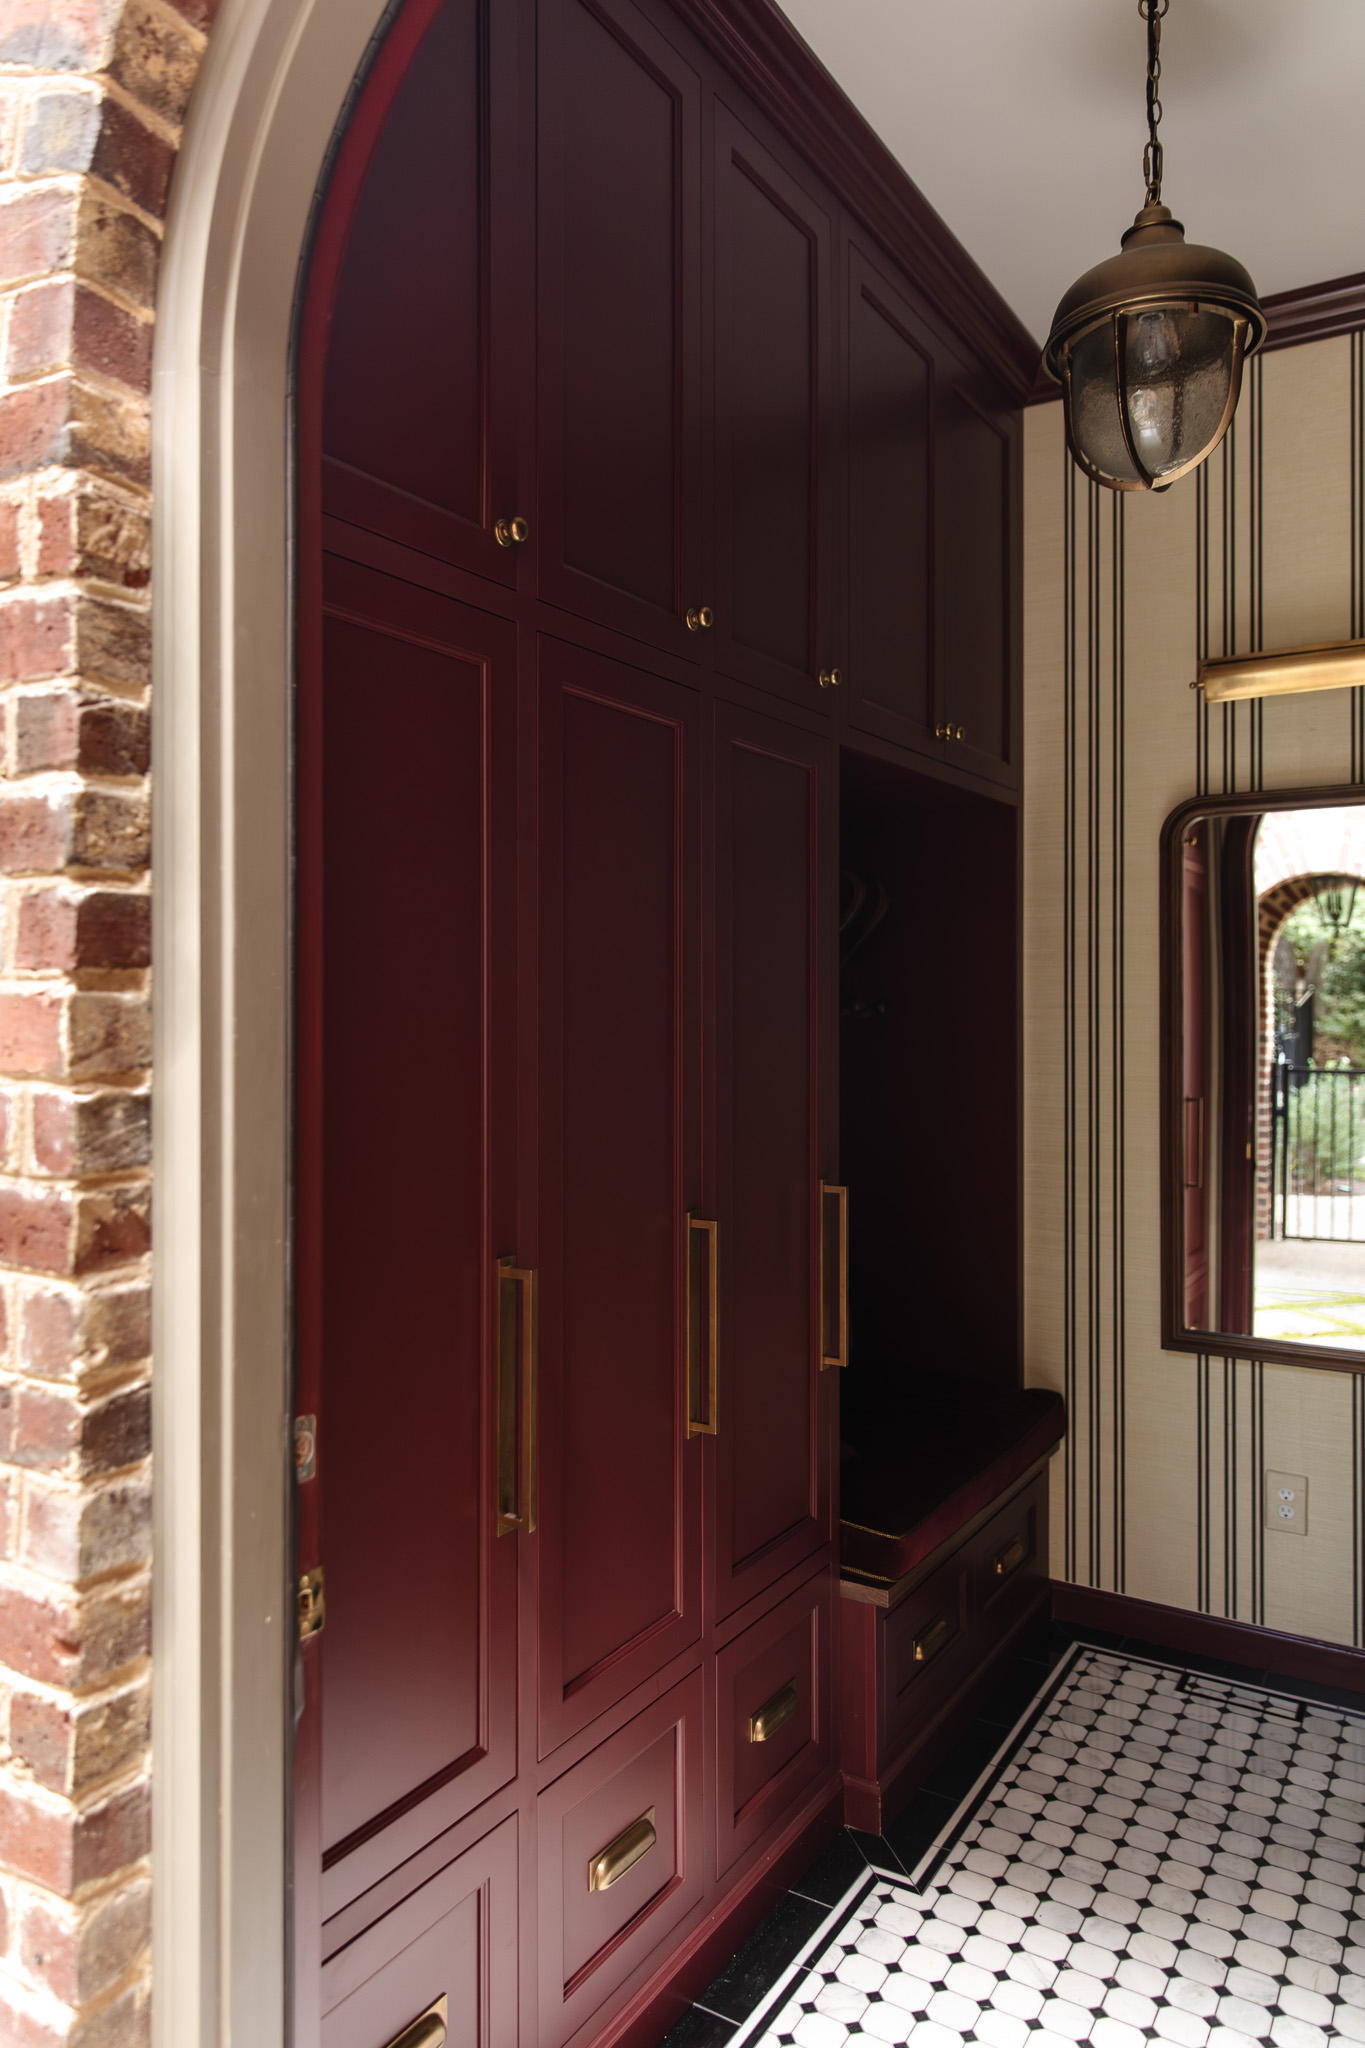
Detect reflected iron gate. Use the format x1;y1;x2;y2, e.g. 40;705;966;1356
1270;1063;1365;1240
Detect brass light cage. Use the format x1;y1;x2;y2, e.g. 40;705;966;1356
1043;0;1266;494
1196;638;1365;704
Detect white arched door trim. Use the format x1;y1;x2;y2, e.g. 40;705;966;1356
151;0;389;2038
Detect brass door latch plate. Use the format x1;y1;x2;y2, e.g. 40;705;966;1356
298;1567;325;1641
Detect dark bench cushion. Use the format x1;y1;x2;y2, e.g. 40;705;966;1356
839;1381;1066;1584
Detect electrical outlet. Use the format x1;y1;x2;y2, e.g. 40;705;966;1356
1265;1471;1308;1536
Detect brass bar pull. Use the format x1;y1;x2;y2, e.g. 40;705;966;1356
995;1535;1026;1579
748;1679;799;1744
384;1996;448;2048
496;1256;538;1534
686;1215;719;1437
819;1183;848;1370
912;1616;949;1665
588;1807;657;1892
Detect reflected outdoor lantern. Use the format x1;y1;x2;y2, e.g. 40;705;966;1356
1043;0;1266;493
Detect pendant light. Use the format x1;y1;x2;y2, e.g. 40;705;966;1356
1043;0;1266;493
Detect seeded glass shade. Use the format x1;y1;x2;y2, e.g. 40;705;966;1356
1045;205;1266;493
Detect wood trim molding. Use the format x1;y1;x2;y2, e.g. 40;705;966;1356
665;0;1041;404
1053;1582;1365;1696
1029;268;1365;404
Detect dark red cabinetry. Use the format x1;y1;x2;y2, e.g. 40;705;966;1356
299;0;1021;2040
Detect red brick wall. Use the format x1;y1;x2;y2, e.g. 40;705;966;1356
0;0;210;2035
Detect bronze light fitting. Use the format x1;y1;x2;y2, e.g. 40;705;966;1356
1043;0;1266;493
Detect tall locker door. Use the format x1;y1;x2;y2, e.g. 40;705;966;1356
319;0;526;584
936;367;1019;790
712;106;836;714
298;561;521;1957
537;0;703;661
534;638;704;1754
711;704;837;1621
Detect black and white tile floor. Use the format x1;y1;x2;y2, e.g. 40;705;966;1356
671;1640;1365;2048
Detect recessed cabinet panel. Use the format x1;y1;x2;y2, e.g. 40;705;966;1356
938;383;1013;783
321;0;521;583
321;1814;518;2048
713;704;834;1618
714;110;833;710
537;639;703;1752
845;249;934;749
316;565;518;1910
538;0;702;656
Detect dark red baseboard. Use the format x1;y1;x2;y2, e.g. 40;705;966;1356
1053;1582;1365;1696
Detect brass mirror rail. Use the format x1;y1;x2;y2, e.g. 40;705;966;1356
1195;636;1365;704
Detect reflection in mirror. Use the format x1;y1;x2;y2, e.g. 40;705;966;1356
1172;797;1365;1362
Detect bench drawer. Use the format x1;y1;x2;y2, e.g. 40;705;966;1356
881;1554;971;1764
537;1669;703;2048
715;1568;833;1877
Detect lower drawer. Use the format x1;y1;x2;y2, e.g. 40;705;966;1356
880;1553;971;1767
970;1479;1044;1636
537;1668;703;2048
321;1812;517;2048
715;1567;833;1878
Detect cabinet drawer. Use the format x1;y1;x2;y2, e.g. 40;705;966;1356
715;1568;833;1878
537;1669;703;2048
321;1813;517;2048
881;1556;970;1764
969;1475;1044;1632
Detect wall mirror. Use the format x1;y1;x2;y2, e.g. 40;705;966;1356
1162;786;1365;1373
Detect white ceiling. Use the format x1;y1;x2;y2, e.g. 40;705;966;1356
776;0;1365;344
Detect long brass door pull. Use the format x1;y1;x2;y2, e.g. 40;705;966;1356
496;1257;537;1533
686;1214;719;1436
819;1183;848;1369
748;1679;798;1744
588;1807;657;1891
384;1996;448;2048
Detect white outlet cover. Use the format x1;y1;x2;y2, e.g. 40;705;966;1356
1265;1470;1308;1536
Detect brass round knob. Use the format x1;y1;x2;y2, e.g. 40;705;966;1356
935;722;952;741
495;515;530;547
685;605;714;631
818;668;843;689
955;724;965;741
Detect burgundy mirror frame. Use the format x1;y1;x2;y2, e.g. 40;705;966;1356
1160;782;1365;1375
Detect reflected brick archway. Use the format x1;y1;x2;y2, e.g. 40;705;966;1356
0;0;213;2034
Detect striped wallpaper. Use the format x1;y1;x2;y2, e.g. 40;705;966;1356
1024;333;1365;1649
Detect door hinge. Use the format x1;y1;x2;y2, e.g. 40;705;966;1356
298;1566;325;1641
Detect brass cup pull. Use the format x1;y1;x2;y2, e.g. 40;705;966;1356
496;1257;538;1534
685;604;714;631
994;1535;1026;1579
686;1214;719;1437
818;1183;848;1370
748;1679;799;1744
494;515;529;546
384;1997;448;2048
912;1616;949;1664
817;668;843;689
588;1807;656;1892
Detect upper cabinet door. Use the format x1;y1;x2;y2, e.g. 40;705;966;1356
937;366;1020;789
537;0;703;659
320;0;526;584
711;703;836;1621
713;108;835;713
535;637;704;1755
843;244;937;755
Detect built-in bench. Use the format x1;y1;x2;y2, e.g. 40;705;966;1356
839;1381;1067;1833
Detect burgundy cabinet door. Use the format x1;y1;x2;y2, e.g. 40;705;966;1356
843;244;937;758
711;703;836;1621
536;0;703;659
321;1814;518;2048
305;559;520;1922
535;638;703;1754
713;107;835;713
937;369;1018;788
318;0;525;583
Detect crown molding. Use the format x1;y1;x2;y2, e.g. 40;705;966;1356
665;0;1041;405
